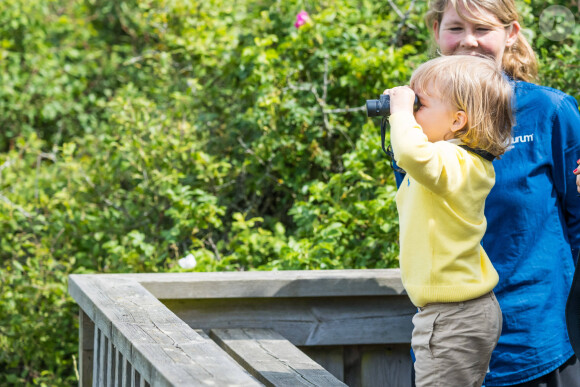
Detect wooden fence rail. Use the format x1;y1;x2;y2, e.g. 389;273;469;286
69;269;415;386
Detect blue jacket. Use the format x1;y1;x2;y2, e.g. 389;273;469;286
394;81;580;385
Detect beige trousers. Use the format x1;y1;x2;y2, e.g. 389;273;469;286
412;291;502;387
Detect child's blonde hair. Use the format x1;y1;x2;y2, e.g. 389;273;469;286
410;55;514;157
425;0;538;82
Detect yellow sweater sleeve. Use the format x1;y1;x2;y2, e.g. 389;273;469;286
389;112;466;195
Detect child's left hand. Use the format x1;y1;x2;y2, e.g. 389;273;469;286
383;86;416;115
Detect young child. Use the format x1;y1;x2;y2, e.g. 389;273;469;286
385;55;513;387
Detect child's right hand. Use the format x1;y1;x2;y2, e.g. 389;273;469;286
383;86;416;115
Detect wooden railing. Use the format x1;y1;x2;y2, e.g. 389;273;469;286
69;269;415;386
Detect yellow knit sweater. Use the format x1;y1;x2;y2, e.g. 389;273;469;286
389;112;499;307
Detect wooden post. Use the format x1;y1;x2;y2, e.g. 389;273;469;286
78;309;94;387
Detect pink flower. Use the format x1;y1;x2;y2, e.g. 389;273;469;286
294;10;310;29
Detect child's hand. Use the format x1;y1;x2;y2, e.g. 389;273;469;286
574;159;580;194
383;86;416;115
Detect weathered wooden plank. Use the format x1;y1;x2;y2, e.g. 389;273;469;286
194;329;212;340
122;360;131;387
77;269;406;299
166;296;415;346
299;346;344;382
79;309;94;387
107;340;115;386
360;344;412;387
344;345;363;387
211;328;347;387
93;327;100;387
99;330;107;386
116;350;123;387
69;276;261;387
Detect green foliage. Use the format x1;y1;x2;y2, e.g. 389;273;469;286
0;0;578;384
518;0;580;91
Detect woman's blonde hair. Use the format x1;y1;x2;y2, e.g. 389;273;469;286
425;0;538;82
410;55;514;157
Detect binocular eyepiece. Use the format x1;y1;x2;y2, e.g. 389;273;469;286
366;94;421;117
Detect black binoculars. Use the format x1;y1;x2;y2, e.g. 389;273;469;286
366;94;421;117
367;93;421;163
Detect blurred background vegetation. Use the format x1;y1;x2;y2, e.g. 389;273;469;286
0;0;578;384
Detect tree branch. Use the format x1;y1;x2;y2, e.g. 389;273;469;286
324;106;366;114
387;0;405;19
205;235;222;261
390;0;418;46
0;193;33;218
284;68;356;149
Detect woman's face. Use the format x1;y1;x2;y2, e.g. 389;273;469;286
434;1;520;64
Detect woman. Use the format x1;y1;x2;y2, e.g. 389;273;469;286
393;1;580;385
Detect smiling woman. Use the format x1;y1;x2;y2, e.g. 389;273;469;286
427;0;537;82
434;3;518;61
